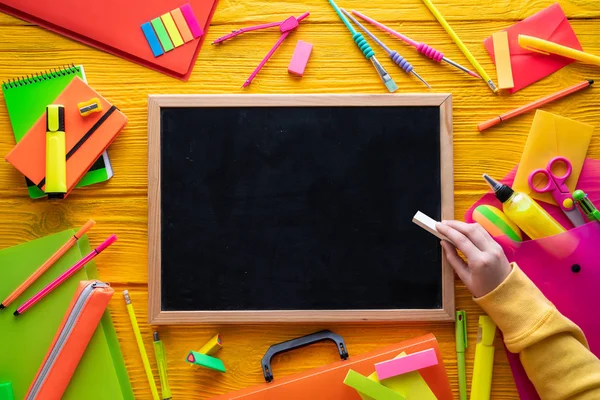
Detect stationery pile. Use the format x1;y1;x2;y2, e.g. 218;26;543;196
3;69;127;199
465;109;599;399
0;229;133;400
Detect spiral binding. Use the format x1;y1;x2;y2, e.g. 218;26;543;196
2;64;80;91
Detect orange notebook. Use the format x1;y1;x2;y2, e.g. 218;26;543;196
211;334;453;400
5;77;127;196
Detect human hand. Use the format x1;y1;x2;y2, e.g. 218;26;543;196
436;220;511;298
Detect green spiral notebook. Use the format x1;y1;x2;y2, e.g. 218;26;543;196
0;230;134;400
2;65;113;199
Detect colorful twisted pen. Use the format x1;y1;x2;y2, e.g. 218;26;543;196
341;8;430;88
327;0;398;92
351;10;480;79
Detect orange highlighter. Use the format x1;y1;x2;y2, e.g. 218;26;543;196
0;220;95;309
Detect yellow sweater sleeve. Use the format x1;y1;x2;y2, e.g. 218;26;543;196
474;263;600;400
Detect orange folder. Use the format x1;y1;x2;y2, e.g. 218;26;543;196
211;334;453;400
5;77;127;197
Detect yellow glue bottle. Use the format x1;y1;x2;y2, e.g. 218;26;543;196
483;174;566;239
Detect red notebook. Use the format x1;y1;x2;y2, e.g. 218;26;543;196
0;0;219;80
5;77;127;197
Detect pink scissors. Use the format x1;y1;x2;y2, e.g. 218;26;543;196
528;156;585;227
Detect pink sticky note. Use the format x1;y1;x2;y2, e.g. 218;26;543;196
288;40;313;76
374;348;438;380
180;3;204;39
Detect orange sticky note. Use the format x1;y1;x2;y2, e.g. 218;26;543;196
171;8;194;43
492;31;514;90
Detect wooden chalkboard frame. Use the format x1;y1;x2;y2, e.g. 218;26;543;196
148;94;454;324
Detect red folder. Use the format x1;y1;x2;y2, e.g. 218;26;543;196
466;159;600;399
211;334;453;400
0;0;219;80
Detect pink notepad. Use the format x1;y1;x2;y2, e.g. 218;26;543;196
375;348;438;380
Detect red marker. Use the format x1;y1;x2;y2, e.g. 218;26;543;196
14;235;117;316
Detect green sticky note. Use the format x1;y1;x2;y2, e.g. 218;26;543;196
186;351;226;372
151;18;174;52
344;370;404;400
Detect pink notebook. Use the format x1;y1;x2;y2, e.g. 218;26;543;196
466;158;600;399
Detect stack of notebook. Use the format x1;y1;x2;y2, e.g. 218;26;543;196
0;230;134;399
2;65;126;198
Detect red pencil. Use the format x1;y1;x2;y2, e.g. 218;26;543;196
478;80;593;132
14;234;117;316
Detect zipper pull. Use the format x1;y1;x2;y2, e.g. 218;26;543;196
92;282;109;289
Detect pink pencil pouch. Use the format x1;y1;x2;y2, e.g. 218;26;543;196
466;158;600;400
25;280;113;400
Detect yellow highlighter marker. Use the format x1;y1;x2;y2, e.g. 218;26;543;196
124;291;160;400
45;105;67;199
421;0;497;93
153;332;172;400
470;315;497;400
519;35;600;67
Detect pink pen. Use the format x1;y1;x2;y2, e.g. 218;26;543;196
14;234;117;316
351;10;480;79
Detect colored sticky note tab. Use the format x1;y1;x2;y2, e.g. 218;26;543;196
161;12;184;47
141;22;164;57
493;31;514;90
171;8;194;43
151;17;174;52
180;3;204;38
344;370;405;400
359;353;437;400
375;348;438;380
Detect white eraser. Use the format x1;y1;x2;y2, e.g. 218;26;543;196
412;211;455;246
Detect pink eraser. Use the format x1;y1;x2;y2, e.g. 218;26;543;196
288;40;313;76
180;3;204;38
374;348;438;380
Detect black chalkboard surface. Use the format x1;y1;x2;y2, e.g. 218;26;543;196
148;95;454;324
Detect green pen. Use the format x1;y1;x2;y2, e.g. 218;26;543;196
573;190;600;222
456;310;468;400
153;332;172;400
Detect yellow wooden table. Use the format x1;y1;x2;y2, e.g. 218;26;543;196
1;1;599;398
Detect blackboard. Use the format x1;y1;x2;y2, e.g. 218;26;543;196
148;95;454;324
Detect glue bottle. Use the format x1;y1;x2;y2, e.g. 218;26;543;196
483;174;566;239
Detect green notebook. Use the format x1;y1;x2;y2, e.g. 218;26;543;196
0;230;134;400
2;65;114;199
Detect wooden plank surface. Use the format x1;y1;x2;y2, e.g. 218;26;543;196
0;0;598;398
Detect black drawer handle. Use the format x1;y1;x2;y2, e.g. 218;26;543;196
261;330;349;382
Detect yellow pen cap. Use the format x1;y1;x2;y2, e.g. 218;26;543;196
477;315;497;346
45;105;67;199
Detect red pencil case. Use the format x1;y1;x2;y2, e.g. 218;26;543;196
25;280;113;400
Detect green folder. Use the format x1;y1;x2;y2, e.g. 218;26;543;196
0;230;133;400
2;65;114;199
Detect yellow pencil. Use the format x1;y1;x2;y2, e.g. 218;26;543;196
124;290;160;400
421;0;498;93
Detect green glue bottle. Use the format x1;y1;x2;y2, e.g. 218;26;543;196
483;174;566;239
